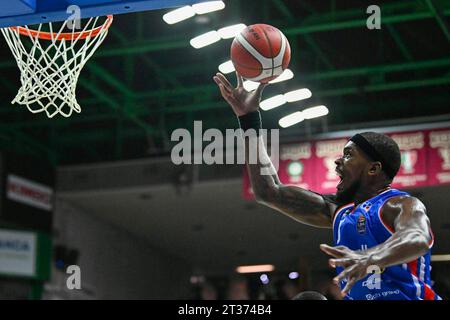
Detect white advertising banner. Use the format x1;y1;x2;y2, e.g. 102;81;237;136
7;174;53;211
0;229;36;277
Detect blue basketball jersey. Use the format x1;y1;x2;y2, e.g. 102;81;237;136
332;188;441;300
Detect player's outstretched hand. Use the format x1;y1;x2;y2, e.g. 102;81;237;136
213;72;267;117
320;244;376;298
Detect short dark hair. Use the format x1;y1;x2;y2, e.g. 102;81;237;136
292;291;327;300
359;132;401;181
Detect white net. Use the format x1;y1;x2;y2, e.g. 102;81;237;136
1;16;112;118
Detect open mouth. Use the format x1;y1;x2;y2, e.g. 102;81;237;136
337;177;344;190
336;169;344;190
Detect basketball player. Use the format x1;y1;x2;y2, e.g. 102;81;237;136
213;72;441;300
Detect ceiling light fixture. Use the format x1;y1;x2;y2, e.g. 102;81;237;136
431;254;450;262
279;111;305;128
260;94;287;111
284;88;312;103
218;60;235;74
192;1;225;15
236;264;275;273
217;23;247;39
163;6;195;24
302;105;329;119
190;30;221;49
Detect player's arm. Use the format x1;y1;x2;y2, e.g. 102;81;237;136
246;135;336;228
364;196;432;268
213;72;337;228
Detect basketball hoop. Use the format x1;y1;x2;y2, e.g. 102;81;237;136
1;15;113;118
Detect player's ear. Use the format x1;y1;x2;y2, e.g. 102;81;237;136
368;161;382;176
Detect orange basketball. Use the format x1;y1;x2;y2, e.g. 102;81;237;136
231;24;291;83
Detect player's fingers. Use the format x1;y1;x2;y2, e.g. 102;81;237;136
333;269;351;284
333;270;347;284
215;73;234;91
329;258;353;268
334;245;352;252
236;72;244;88
213;76;231;93
320;244;348;258
217;84;234;103
213;75;230;89
333;264;357;283
341;277;357;297
255;83;267;96
214;77;233;95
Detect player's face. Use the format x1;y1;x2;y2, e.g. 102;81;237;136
335;141;369;203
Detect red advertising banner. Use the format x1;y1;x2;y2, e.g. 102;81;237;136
390;131;428;189
428;128;450;185
278;142;315;189
313;138;349;194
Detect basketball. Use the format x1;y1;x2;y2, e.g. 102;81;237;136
230;23;291;83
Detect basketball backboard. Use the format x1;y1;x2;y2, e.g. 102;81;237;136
0;0;206;28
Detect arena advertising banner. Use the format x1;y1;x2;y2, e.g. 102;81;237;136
390;131;428;189
243;127;450;198
0;229;36;277
428;128;450;185
0;229;51;280
6;174;53;211
277;142;315;189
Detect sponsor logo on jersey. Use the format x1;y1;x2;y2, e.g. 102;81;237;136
357;214;367;234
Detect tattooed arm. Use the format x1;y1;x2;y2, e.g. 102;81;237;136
213;72;337;228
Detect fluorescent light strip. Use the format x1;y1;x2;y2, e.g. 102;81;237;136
279;105;329;128
190;31;221;49
191;24;246;49
260;94;287;111
217;23;247;39
164;1;225;25
192;1;225;15
236;264;275;273
302;105;329;119
163;6;195;24
218;60;235;74
431;254;450;262
260;88;312;111
279;111;305;128
284;88;312;103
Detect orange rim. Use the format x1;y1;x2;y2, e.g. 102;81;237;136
9;15;113;41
